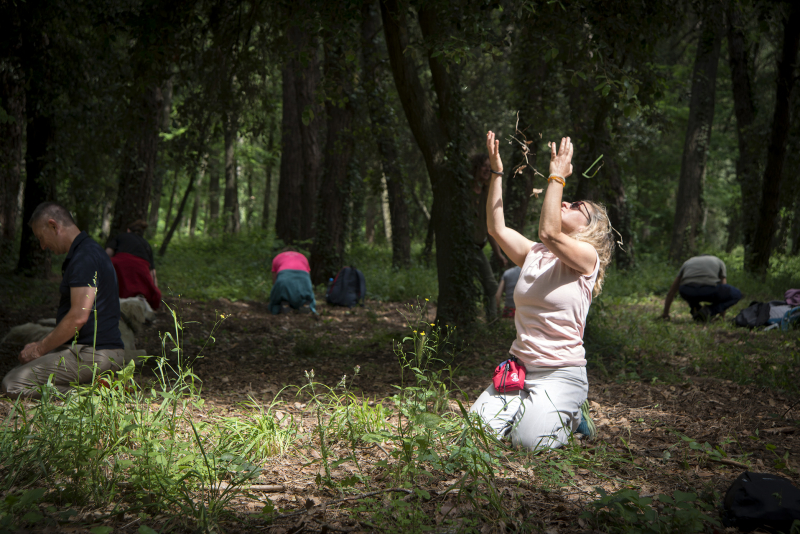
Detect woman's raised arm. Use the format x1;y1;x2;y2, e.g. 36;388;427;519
485;131;534;267
538;137;597;275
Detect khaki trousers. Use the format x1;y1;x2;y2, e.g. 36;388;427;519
1;344;126;400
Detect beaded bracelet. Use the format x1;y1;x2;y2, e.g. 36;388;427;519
548;174;565;186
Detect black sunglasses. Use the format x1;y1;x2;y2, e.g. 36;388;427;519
569;201;591;224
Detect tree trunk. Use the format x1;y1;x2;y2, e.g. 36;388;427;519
16;112;54;277
159;169;197;257
309;35;356;286
100;198;114;239
381;0;479;325
727;1;760;255
591;105;635;269
0;67;24;257
147;77;173;239
246;166;254;226
725;203;741;253
380;175;392;242
189;156;207;236
262;128;275;231
110;84;164;239
365;195;376;244
669;4;723;263
423;200;435;264
791;198;800;255
222;111;240;233
505;152;533;233
361;0;411;268
208;159;220;232
276;22;322;244
163;168;179;236
746;3;800;275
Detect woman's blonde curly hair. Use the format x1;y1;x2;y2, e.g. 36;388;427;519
571;201;615;297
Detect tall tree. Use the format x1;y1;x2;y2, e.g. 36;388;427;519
669;3;723;262
13;0;59;276
509;1;676;269
146;77;174;238
0;66;24;256
726;0;761;255
110;82;164;238
746;2;800;275
208;155;221;231
261;127;275;230
222;109;241;233
276;11;323;244
360;0;411;268
310;21;358;285
380;0;480;325
16;112;55;277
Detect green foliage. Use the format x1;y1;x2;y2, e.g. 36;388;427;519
346;243;438;302
581;487;720;534
586;252;800;393
0;308;274;532
157;233;438;303
157;231;275;302
213;399;296;464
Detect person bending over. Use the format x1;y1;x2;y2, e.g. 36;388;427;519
496;265;521;318
2;202;125;399
470;133;614;450
269;248;317;314
661;255;742;322
106;219;161;310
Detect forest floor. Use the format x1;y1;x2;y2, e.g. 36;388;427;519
1;279;798;533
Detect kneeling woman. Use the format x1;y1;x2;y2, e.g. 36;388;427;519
470;133;613;450
269;248;317;314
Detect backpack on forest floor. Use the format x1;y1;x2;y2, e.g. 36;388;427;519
326;267;366;308
721;471;800;533
734;301;774;328
735;301;795;329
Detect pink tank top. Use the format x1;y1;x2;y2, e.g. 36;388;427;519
272;251;310;273
509;243;598;368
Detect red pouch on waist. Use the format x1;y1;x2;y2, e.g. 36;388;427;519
492;357;526;392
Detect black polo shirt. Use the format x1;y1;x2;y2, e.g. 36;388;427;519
107;232;155;269
58;231;124;349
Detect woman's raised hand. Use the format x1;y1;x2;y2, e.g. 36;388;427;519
486;131;503;173
549;137;573;178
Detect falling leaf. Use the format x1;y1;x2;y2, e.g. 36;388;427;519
530;188;543;198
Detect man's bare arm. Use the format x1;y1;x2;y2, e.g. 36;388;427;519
20;286;96;363
661;276;681;319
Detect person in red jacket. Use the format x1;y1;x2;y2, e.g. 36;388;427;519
105;220;161;310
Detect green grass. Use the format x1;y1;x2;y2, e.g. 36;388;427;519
155;231;276;302
588;249;800;394
156;232;438;303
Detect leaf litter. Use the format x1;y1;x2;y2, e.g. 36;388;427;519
0;292;798;533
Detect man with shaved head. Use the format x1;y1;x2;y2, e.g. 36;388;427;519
1;202;125;399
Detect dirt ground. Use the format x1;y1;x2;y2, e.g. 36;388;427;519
1;293;799;533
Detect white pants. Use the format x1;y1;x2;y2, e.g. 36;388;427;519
469;366;588;451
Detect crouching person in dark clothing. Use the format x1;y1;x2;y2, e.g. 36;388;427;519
1;202;125;399
106;219;161;310
661;254;742;322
